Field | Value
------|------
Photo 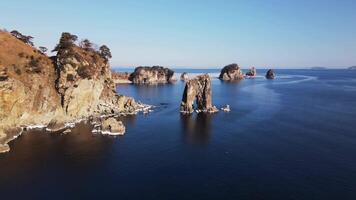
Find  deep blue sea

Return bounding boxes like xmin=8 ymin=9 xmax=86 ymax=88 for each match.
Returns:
xmin=1 ymin=69 xmax=356 ymax=199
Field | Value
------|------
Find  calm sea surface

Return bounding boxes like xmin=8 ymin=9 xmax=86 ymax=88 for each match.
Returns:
xmin=1 ymin=69 xmax=356 ymax=199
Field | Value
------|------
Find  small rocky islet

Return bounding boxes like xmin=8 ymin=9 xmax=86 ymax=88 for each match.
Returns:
xmin=0 ymin=29 xmax=276 ymax=153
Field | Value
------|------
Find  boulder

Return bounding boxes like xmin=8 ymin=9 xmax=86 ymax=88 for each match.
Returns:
xmin=129 ymin=66 xmax=174 ymax=84
xmin=101 ymin=117 xmax=125 ymax=135
xmin=266 ymin=69 xmax=275 ymax=79
xmin=180 ymin=72 xmax=189 ymax=81
xmin=246 ymin=67 xmax=257 ymax=77
xmin=180 ymin=74 xmax=218 ymax=113
xmin=219 ymin=63 xmax=244 ymax=81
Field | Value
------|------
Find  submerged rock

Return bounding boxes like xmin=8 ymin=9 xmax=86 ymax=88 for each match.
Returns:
xmin=180 ymin=74 xmax=218 ymax=114
xmin=180 ymin=72 xmax=189 ymax=81
xmin=266 ymin=69 xmax=275 ymax=79
xmin=101 ymin=117 xmax=125 ymax=135
xmin=129 ymin=66 xmax=174 ymax=84
xmin=246 ymin=67 xmax=257 ymax=77
xmin=219 ymin=63 xmax=244 ymax=81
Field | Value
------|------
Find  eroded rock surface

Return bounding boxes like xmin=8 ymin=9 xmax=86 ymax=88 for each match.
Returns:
xmin=219 ymin=63 xmax=244 ymax=81
xmin=266 ymin=69 xmax=275 ymax=79
xmin=129 ymin=66 xmax=174 ymax=84
xmin=246 ymin=67 xmax=257 ymax=77
xmin=101 ymin=117 xmax=125 ymax=135
xmin=180 ymin=74 xmax=218 ymax=113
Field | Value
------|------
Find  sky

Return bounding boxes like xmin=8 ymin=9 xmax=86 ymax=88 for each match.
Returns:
xmin=1 ymin=0 xmax=356 ymax=68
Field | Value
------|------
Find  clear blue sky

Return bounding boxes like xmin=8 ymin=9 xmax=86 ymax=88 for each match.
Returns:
xmin=1 ymin=0 xmax=356 ymax=68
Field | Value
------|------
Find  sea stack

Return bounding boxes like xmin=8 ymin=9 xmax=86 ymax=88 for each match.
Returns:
xmin=180 ymin=72 xmax=189 ymax=81
xmin=246 ymin=67 xmax=257 ymax=77
xmin=180 ymin=74 xmax=218 ymax=114
xmin=129 ymin=66 xmax=174 ymax=84
xmin=219 ymin=63 xmax=244 ymax=81
xmin=266 ymin=69 xmax=275 ymax=79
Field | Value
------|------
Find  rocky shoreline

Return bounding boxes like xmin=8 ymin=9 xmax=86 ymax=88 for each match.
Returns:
xmin=0 ymin=30 xmax=152 ymax=153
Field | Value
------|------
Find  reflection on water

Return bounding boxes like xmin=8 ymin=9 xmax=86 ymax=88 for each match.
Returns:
xmin=180 ymin=113 xmax=214 ymax=145
xmin=0 ymin=121 xmax=115 ymax=183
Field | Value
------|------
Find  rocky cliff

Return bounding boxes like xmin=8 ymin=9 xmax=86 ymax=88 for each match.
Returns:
xmin=0 ymin=30 xmax=141 ymax=153
xmin=129 ymin=66 xmax=174 ymax=84
xmin=219 ymin=63 xmax=244 ymax=81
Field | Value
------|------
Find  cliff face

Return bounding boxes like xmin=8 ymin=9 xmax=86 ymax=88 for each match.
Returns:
xmin=0 ymin=31 xmax=139 ymax=152
xmin=129 ymin=66 xmax=174 ymax=84
xmin=0 ymin=31 xmax=62 ymax=127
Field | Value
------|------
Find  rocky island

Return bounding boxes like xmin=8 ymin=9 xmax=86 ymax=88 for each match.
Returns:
xmin=219 ymin=63 xmax=244 ymax=81
xmin=0 ymin=30 xmax=146 ymax=153
xmin=129 ymin=66 xmax=174 ymax=84
xmin=266 ymin=69 xmax=276 ymax=79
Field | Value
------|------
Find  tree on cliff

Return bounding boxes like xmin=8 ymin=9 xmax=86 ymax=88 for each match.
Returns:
xmin=99 ymin=45 xmax=112 ymax=61
xmin=52 ymin=32 xmax=78 ymax=52
xmin=39 ymin=46 xmax=48 ymax=54
xmin=79 ymin=39 xmax=94 ymax=51
xmin=10 ymin=30 xmax=34 ymax=46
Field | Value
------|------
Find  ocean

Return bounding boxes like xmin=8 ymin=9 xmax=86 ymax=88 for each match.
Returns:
xmin=1 ymin=69 xmax=356 ymax=199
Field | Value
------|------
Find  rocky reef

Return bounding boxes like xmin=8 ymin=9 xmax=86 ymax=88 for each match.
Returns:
xmin=0 ymin=30 xmax=144 ymax=153
xmin=180 ymin=74 xmax=218 ymax=114
xmin=219 ymin=63 xmax=244 ymax=81
xmin=266 ymin=69 xmax=275 ymax=79
xmin=129 ymin=66 xmax=174 ymax=84
xmin=246 ymin=67 xmax=257 ymax=77
xmin=180 ymin=72 xmax=189 ymax=81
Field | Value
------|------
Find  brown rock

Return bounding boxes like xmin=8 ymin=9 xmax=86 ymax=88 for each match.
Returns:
xmin=219 ymin=63 xmax=244 ymax=81
xmin=180 ymin=74 xmax=218 ymax=113
xmin=101 ymin=117 xmax=125 ymax=135
xmin=129 ymin=66 xmax=174 ymax=84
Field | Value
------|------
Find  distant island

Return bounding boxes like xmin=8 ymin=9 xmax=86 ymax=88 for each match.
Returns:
xmin=348 ymin=66 xmax=356 ymax=70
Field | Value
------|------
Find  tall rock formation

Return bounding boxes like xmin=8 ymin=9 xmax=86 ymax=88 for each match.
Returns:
xmin=219 ymin=63 xmax=244 ymax=81
xmin=180 ymin=74 xmax=218 ymax=113
xmin=129 ymin=66 xmax=174 ymax=84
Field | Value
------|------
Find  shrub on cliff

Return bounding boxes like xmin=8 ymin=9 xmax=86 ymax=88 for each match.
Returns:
xmin=10 ymin=30 xmax=34 ymax=46
xmin=39 ymin=46 xmax=48 ymax=54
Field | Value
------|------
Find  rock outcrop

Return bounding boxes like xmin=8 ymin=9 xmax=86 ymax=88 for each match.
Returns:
xmin=180 ymin=72 xmax=189 ymax=81
xmin=219 ymin=63 xmax=244 ymax=81
xmin=112 ymin=71 xmax=131 ymax=84
xmin=246 ymin=67 xmax=257 ymax=77
xmin=129 ymin=66 xmax=174 ymax=84
xmin=0 ymin=30 xmax=141 ymax=153
xmin=101 ymin=117 xmax=125 ymax=135
xmin=266 ymin=69 xmax=275 ymax=79
xmin=180 ymin=74 xmax=218 ymax=114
